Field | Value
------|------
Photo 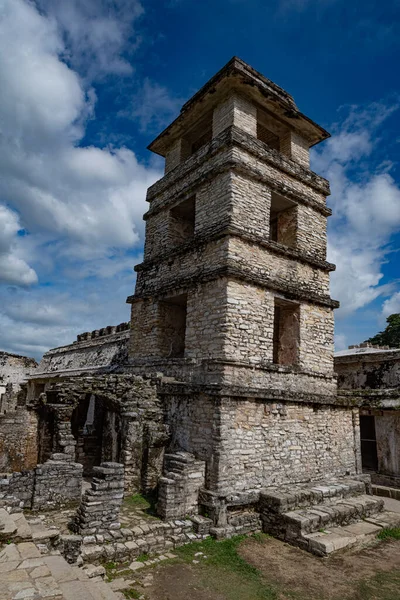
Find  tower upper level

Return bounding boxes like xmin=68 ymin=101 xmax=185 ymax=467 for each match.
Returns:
xmin=128 ymin=58 xmax=338 ymax=401
xmin=148 ymin=57 xmax=329 ymax=174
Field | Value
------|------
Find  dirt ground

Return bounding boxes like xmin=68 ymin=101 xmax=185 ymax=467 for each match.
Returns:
xmin=139 ymin=536 xmax=400 ymax=600
xmin=239 ymin=536 xmax=400 ymax=599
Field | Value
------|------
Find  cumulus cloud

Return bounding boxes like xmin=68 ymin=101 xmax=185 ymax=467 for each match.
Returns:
xmin=312 ymin=101 xmax=400 ymax=318
xmin=35 ymin=0 xmax=144 ymax=80
xmin=0 ymin=0 xmax=161 ymax=357
xmin=0 ymin=206 xmax=37 ymax=286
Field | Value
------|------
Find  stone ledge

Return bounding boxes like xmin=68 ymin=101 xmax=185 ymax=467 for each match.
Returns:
xmin=128 ymin=264 xmax=339 ymax=309
xmin=134 ymin=224 xmax=334 ymax=274
xmin=147 ymin=126 xmax=330 ymax=205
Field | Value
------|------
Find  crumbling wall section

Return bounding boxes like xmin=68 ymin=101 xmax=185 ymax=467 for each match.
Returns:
xmin=0 ymin=408 xmax=38 ymax=472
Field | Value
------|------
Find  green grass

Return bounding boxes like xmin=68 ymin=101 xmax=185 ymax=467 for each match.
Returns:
xmin=122 ymin=589 xmax=141 ymax=599
xmin=136 ymin=552 xmax=150 ymax=562
xmin=377 ymin=527 xmax=400 ymax=541
xmin=124 ymin=492 xmax=157 ymax=516
xmin=174 ymin=535 xmax=279 ymax=600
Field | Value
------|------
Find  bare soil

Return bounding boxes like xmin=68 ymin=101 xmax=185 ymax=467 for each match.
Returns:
xmin=239 ymin=536 xmax=400 ymax=599
xmin=140 ymin=537 xmax=400 ymax=600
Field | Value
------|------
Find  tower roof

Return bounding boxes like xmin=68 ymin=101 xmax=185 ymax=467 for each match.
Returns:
xmin=148 ymin=57 xmax=329 ymax=157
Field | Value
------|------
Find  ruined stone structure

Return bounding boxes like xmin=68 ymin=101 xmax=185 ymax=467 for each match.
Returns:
xmin=336 ymin=344 xmax=400 ymax=491
xmin=126 ymin=57 xmax=361 ymax=524
xmin=2 ymin=58 xmax=398 ymax=559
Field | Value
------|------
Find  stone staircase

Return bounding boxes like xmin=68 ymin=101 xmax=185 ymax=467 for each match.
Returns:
xmin=260 ymin=477 xmax=400 ymax=556
xmin=0 ymin=508 xmax=59 ymax=546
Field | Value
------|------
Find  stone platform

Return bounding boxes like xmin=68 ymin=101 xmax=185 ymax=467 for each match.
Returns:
xmin=260 ymin=477 xmax=400 ymax=556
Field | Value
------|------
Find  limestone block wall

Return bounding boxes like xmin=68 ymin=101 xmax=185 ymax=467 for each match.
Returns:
xmin=213 ymin=94 xmax=257 ymax=138
xmin=335 ymin=350 xmax=400 ymax=390
xmin=222 ymin=280 xmax=274 ymax=364
xmin=299 ymin=304 xmax=335 ymax=376
xmin=227 ymin=238 xmax=330 ymax=297
xmin=375 ymin=413 xmax=400 ymax=478
xmin=213 ymin=399 xmax=359 ymax=496
xmin=297 ymin=204 xmax=327 ymax=260
xmin=230 ymin=172 xmax=271 ymax=238
xmin=280 ymin=131 xmax=310 ymax=169
xmin=36 ymin=329 xmax=129 ymax=377
xmin=0 ymin=409 xmax=38 ymax=472
xmin=231 ymin=145 xmax=327 ymax=209
xmin=0 ymin=352 xmax=37 ymax=397
xmin=157 ymin=451 xmax=206 ymax=519
xmin=185 ymin=279 xmax=227 ymax=361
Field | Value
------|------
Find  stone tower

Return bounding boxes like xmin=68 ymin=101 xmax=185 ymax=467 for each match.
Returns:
xmin=127 ymin=58 xmax=361 ymax=518
xmin=128 ymin=57 xmax=337 ymax=400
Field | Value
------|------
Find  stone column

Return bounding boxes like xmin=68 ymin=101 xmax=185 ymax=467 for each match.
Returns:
xmin=75 ymin=462 xmax=125 ymax=535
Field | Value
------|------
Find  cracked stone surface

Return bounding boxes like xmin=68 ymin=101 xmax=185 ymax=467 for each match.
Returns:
xmin=0 ymin=543 xmax=120 ymax=600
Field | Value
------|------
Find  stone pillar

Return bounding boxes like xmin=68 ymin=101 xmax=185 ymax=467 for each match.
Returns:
xmin=120 ymin=413 xmax=143 ymax=493
xmin=75 ymin=462 xmax=124 ymax=535
xmin=212 ymin=94 xmax=257 ymax=138
xmin=157 ymin=451 xmax=205 ymax=520
xmin=280 ymin=131 xmax=310 ymax=168
xmin=165 ymin=138 xmax=191 ymax=174
xmin=53 ymin=408 xmax=77 ymax=461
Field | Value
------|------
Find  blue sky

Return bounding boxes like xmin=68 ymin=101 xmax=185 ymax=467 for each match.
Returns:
xmin=0 ymin=0 xmax=399 ymax=360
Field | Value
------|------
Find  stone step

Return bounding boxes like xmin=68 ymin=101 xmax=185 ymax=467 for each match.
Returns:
xmin=302 ymin=508 xmax=400 ymax=556
xmin=283 ymin=495 xmax=384 ymax=539
xmin=10 ymin=512 xmax=33 ymax=541
xmin=260 ymin=477 xmax=369 ymax=516
xmin=0 ymin=507 xmax=17 ymax=540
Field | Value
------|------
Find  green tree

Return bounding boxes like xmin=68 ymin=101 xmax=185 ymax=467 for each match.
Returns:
xmin=366 ymin=314 xmax=400 ymax=348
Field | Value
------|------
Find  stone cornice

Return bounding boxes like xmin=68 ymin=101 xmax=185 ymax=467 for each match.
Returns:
xmin=157 ymin=380 xmax=342 ymax=407
xmin=127 ymin=264 xmax=339 ymax=309
xmin=337 ymin=388 xmax=400 ymax=409
xmin=135 ymin=223 xmax=335 ymax=274
xmin=146 ymin=127 xmax=330 ymax=215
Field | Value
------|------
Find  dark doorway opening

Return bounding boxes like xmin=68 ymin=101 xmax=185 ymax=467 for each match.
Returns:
xmin=360 ymin=415 xmax=378 ymax=472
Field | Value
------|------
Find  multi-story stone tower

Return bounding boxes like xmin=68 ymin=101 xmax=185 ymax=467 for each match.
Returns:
xmin=127 ymin=58 xmax=361 ymax=522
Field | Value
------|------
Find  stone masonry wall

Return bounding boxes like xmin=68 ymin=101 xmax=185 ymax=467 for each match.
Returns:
xmin=213 ymin=398 xmax=360 ymax=496
xmin=335 ymin=350 xmax=400 ymax=390
xmin=0 ymin=408 xmax=38 ymax=472
xmin=213 ymin=94 xmax=257 ymax=138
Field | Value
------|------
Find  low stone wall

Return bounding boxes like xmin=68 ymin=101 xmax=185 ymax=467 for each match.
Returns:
xmin=32 ymin=454 xmax=83 ymax=511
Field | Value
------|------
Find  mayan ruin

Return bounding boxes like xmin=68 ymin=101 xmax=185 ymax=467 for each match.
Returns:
xmin=1 ymin=53 xmax=400 ymax=600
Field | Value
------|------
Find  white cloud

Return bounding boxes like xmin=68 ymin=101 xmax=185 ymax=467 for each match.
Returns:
xmin=0 ymin=0 xmax=162 ymax=357
xmin=0 ymin=205 xmax=37 ymax=286
xmin=35 ymin=0 xmax=144 ymax=80
xmin=312 ymin=101 xmax=400 ymax=317
xmin=382 ymin=292 xmax=400 ymax=317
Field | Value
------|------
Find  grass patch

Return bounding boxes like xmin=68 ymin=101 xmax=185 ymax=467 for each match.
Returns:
xmin=377 ymin=527 xmax=400 ymax=541
xmin=124 ymin=492 xmax=157 ymax=516
xmin=122 ymin=589 xmax=141 ymax=599
xmin=175 ymin=535 xmax=279 ymax=599
xmin=136 ymin=552 xmax=150 ymax=562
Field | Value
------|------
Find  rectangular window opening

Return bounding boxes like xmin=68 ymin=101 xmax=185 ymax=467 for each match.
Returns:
xmin=269 ymin=192 xmax=297 ymax=248
xmin=256 ymin=108 xmax=283 ymax=151
xmin=185 ymin=112 xmax=213 ymax=156
xmin=169 ymin=196 xmax=196 ymax=248
xmin=273 ymin=298 xmax=300 ymax=366
xmin=159 ymin=293 xmax=188 ymax=358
